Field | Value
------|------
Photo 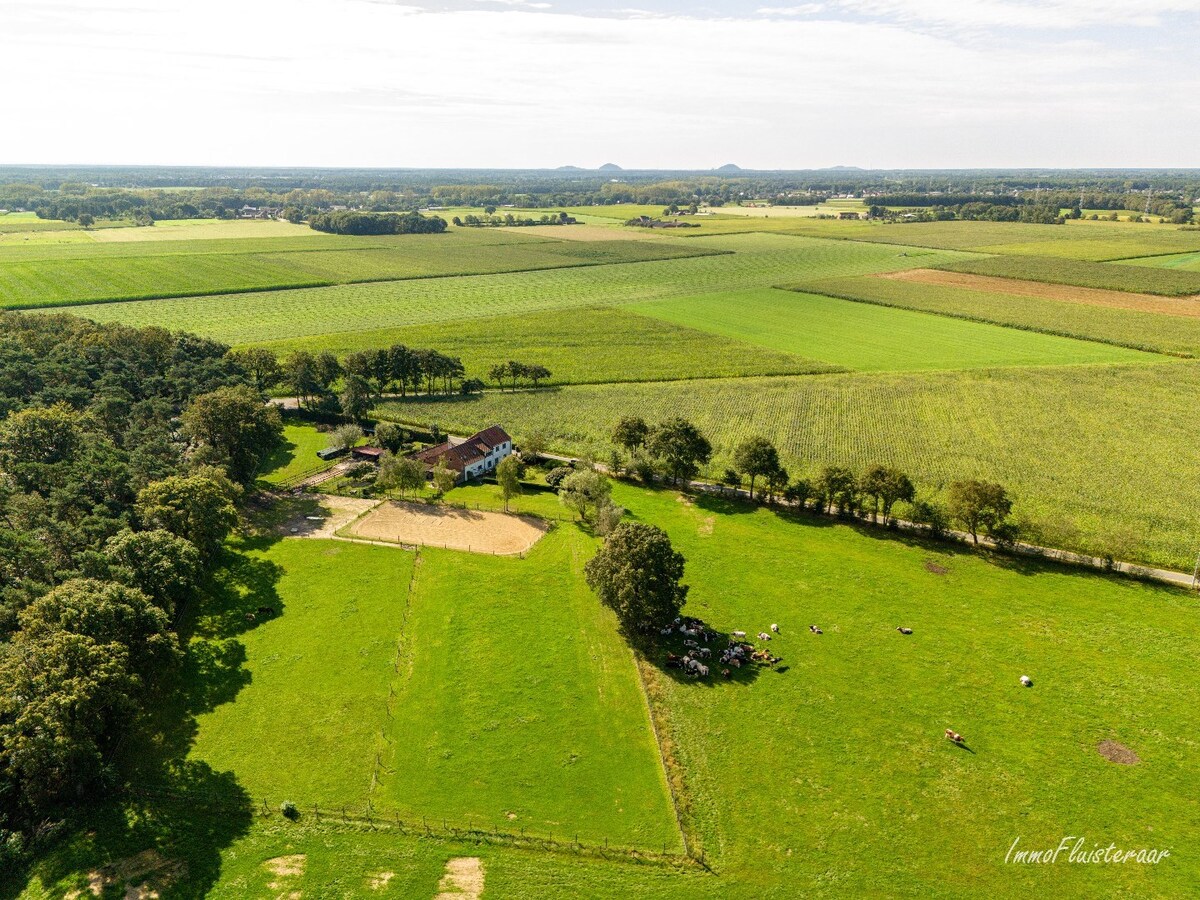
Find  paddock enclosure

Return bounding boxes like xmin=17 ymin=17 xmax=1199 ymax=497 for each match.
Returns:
xmin=344 ymin=499 xmax=549 ymax=554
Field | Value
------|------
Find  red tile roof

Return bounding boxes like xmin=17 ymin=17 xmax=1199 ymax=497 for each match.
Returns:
xmin=410 ymin=425 xmax=511 ymax=473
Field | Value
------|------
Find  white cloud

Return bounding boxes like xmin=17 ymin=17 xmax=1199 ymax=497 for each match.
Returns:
xmin=757 ymin=5 xmax=826 ymax=17
xmin=0 ymin=0 xmax=1194 ymax=168
xmin=828 ymin=0 xmax=1200 ymax=29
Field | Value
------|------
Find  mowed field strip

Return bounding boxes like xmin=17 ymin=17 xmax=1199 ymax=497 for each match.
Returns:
xmin=630 ymin=288 xmax=1154 ymax=371
xmin=0 ymin=228 xmax=720 ymax=309
xmin=58 ymin=233 xmax=972 ymax=344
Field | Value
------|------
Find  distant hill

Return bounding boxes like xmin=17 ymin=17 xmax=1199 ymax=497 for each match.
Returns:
xmin=598 ymin=163 xmax=623 ymax=171
xmin=716 ymin=163 xmax=743 ymax=172
xmin=556 ymin=165 xmax=585 ymax=171
xmin=823 ymin=165 xmax=865 ymax=171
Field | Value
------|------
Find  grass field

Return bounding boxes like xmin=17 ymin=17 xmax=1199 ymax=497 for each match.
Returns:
xmin=630 ymin=288 xmax=1154 ymax=372
xmin=803 ymin=275 xmax=1200 ymax=356
xmin=66 ymin=233 xmax=968 ymax=345
xmin=17 ymin=478 xmax=1200 ymax=898
xmin=182 ymin=523 xmax=679 ymax=848
xmin=258 ymin=306 xmax=842 ymax=384
xmin=186 ymin=539 xmax=411 ymax=806
xmin=378 ymin=528 xmax=679 ymax=847
xmin=744 ymin=217 xmax=1200 ymax=260
xmin=935 ymin=254 xmax=1200 ymax=296
xmin=0 ymin=230 xmax=720 ymax=309
xmin=256 ymin=423 xmax=337 ymax=485
xmin=376 ymin=360 xmax=1199 ymax=569
xmin=1123 ymin=250 xmax=1200 ymax=272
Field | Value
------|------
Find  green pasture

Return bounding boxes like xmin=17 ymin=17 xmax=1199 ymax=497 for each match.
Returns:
xmin=804 ymin=275 xmax=1200 ymax=356
xmin=258 ymin=306 xmax=840 ymax=385
xmin=66 ymin=233 xmax=967 ymax=345
xmin=186 ymin=539 xmax=410 ymax=806
xmin=608 ymin=483 xmax=1200 ymax=896
xmin=182 ymin=522 xmax=677 ymax=846
xmin=630 ymin=288 xmax=1151 ymax=372
xmin=16 ymin=478 xmax=1200 ymax=898
xmin=379 ymin=527 xmax=679 ymax=848
xmin=376 ymin=359 xmax=1200 ymax=570
xmin=936 ymin=254 xmax=1200 ymax=296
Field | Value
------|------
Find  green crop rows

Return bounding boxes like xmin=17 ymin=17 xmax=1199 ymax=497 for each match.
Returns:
xmin=935 ymin=254 xmax=1200 ymax=296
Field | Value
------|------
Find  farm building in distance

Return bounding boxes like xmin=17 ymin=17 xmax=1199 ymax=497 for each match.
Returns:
xmin=410 ymin=425 xmax=513 ymax=483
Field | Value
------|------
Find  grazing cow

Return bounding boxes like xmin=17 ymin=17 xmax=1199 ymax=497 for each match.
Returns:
xmin=684 ymin=639 xmax=699 ymax=649
xmin=697 ymin=647 xmax=711 ymax=658
xmin=770 ymin=623 xmax=779 ymax=633
xmin=757 ymin=632 xmax=771 ymax=641
xmin=732 ymin=630 xmax=746 ymax=638
xmin=722 ymin=668 xmax=731 ymax=679
xmin=660 ymin=627 xmax=673 ymax=636
xmin=729 ymin=658 xmax=742 ymax=668
xmin=244 ymin=612 xmax=256 ymax=623
xmin=945 ymin=729 xmax=964 ymax=745
xmin=1020 ymin=675 xmax=1033 ymax=687
xmin=809 ymin=625 xmax=823 ymax=635
xmin=897 ymin=627 xmax=913 ymax=635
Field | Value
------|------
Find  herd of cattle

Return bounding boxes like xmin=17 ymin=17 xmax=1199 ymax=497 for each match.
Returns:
xmin=662 ymin=616 xmax=785 ymax=679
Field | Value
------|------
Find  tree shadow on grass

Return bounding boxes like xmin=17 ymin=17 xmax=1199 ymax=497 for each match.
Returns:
xmin=13 ymin=537 xmax=291 ymax=898
xmin=642 ymin=619 xmax=776 ymax=690
xmin=13 ymin=762 xmax=253 ymax=900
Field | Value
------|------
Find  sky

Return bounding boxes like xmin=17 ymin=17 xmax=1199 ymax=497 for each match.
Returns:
xmin=1 ymin=0 xmax=1197 ymax=169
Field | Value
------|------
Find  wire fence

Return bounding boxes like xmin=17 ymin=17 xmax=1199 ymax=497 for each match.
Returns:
xmin=128 ymin=785 xmax=703 ymax=868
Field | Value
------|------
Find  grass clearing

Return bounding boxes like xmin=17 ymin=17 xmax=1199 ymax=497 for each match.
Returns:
xmin=376 ymin=360 xmax=1200 ymax=569
xmin=256 ymin=423 xmax=336 ymax=486
xmin=630 ymin=288 xmax=1150 ymax=371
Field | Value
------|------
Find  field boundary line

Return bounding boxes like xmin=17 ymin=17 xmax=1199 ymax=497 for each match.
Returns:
xmin=126 ymin=785 xmax=705 ymax=869
xmin=632 ymin=652 xmax=693 ymax=860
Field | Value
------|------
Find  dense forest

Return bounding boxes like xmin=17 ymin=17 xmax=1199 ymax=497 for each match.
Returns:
xmin=0 ymin=314 xmax=282 ymax=866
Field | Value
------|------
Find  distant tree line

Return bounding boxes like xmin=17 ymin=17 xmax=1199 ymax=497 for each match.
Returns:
xmin=226 ymin=345 xmax=555 ymax=422
xmin=0 ymin=314 xmax=283 ymax=857
xmin=868 ymin=202 xmax=1066 ymax=225
xmin=452 ymin=212 xmax=574 ymax=227
xmin=307 ymin=211 xmax=447 ymax=235
xmin=3 ymin=170 xmax=1196 ymax=227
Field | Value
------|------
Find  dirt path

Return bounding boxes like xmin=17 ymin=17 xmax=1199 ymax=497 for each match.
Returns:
xmin=434 ymin=858 xmax=484 ymax=900
xmin=878 ymin=268 xmax=1200 ymax=316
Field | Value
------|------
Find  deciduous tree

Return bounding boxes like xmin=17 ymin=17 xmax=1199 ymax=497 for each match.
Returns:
xmin=584 ymin=523 xmax=687 ymax=642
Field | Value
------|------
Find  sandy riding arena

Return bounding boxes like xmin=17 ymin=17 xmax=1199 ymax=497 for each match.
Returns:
xmin=345 ymin=500 xmax=549 ymax=555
